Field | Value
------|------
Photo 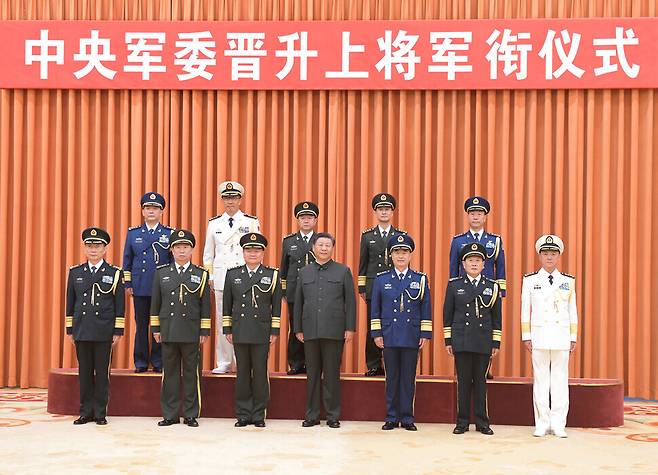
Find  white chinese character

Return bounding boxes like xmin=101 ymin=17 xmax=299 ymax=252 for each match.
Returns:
xmin=73 ymin=30 xmax=117 ymax=80
xmin=375 ymin=30 xmax=420 ymax=80
xmin=538 ymin=29 xmax=584 ymax=80
xmin=593 ymin=27 xmax=640 ymax=78
xmin=24 ymin=29 xmax=64 ymax=80
xmin=224 ymin=33 xmax=266 ymax=81
xmin=486 ymin=29 xmax=533 ymax=80
xmin=174 ymin=31 xmax=216 ymax=81
xmin=124 ymin=32 xmax=166 ymax=80
xmin=428 ymin=32 xmax=472 ymax=80
xmin=325 ymin=32 xmax=368 ymax=79
xmin=275 ymin=32 xmax=318 ymax=81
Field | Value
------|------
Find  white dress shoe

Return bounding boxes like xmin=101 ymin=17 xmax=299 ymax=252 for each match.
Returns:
xmin=211 ymin=367 xmax=229 ymax=374
xmin=533 ymin=428 xmax=547 ymax=437
xmin=553 ymin=428 xmax=568 ymax=438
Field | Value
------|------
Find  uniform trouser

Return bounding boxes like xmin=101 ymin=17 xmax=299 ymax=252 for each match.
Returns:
xmin=75 ymin=340 xmax=112 ymax=419
xmin=213 ymin=288 xmax=235 ymax=370
xmin=454 ymin=351 xmax=491 ymax=429
xmin=365 ymin=300 xmax=383 ymax=370
xmin=532 ymin=348 xmax=570 ymax=431
xmin=161 ymin=342 xmax=201 ymax=420
xmin=133 ymin=296 xmax=162 ymax=370
xmin=304 ymin=338 xmax=344 ymax=421
xmin=234 ymin=343 xmax=270 ymax=422
xmin=383 ymin=347 xmax=419 ymax=424
xmin=286 ymin=301 xmax=305 ymax=370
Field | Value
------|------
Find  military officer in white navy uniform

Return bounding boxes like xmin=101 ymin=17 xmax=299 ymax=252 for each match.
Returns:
xmin=370 ymin=234 xmax=432 ymax=431
xmin=521 ymin=234 xmax=578 ymax=438
xmin=203 ymin=181 xmax=261 ymax=373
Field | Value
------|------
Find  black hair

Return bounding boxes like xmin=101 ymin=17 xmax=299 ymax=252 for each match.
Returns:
xmin=312 ymin=232 xmax=335 ymax=246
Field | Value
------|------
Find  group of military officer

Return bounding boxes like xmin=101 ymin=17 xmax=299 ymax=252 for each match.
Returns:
xmin=66 ymin=181 xmax=578 ymax=437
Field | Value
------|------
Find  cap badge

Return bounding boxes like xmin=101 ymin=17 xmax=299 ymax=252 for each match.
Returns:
xmin=473 ymin=198 xmax=480 ymax=204
xmin=303 ymin=202 xmax=309 ymax=209
xmin=471 ymin=243 xmax=478 ymax=250
xmin=546 ymin=236 xmax=553 ymax=244
xmin=381 ymin=194 xmax=387 ymax=200
xmin=226 ymin=183 xmax=233 ymax=190
xmin=250 ymin=234 xmax=257 ymax=241
xmin=150 ymin=193 xmax=156 ymax=199
xmin=397 ymin=236 xmax=404 ymax=242
xmin=178 ymin=231 xmax=185 ymax=237
xmin=90 ymin=229 xmax=97 ymax=236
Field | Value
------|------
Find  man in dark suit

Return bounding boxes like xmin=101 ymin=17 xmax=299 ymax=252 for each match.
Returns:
xmin=443 ymin=242 xmax=502 ymax=436
xmin=224 ymin=232 xmax=282 ymax=428
xmin=65 ymin=227 xmax=124 ymax=425
xmin=358 ymin=193 xmax=405 ymax=376
xmin=280 ymin=201 xmax=318 ymax=374
xmin=294 ymin=232 xmax=356 ymax=428
xmin=151 ymin=229 xmax=211 ymax=428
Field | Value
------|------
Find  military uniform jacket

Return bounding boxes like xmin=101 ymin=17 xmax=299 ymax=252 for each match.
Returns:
xmin=358 ymin=226 xmax=406 ymax=299
xmin=222 ymin=265 xmax=282 ymax=344
xmin=65 ymin=261 xmax=125 ymax=341
xmin=449 ymin=231 xmax=507 ymax=296
xmin=370 ymin=269 xmax=432 ymax=348
xmin=443 ymin=276 xmax=502 ymax=354
xmin=202 ymin=211 xmax=260 ymax=289
xmin=521 ymin=269 xmax=578 ymax=351
xmin=122 ymin=223 xmax=173 ymax=296
xmin=280 ymin=232 xmax=315 ymax=302
xmin=293 ymin=260 xmax=357 ymax=340
xmin=150 ymin=263 xmax=211 ymax=343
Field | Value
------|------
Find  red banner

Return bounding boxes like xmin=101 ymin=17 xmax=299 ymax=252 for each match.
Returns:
xmin=0 ymin=19 xmax=655 ymax=90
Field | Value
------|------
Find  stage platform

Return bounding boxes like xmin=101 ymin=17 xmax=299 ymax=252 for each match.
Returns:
xmin=47 ymin=369 xmax=623 ymax=427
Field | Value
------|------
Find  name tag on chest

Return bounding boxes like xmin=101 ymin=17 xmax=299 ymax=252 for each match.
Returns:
xmin=135 ymin=237 xmax=143 ymax=243
xmin=384 ymin=283 xmax=393 ymax=290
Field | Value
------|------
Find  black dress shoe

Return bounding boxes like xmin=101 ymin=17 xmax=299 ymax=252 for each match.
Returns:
xmin=95 ymin=417 xmax=108 ymax=425
xmin=327 ymin=420 xmax=341 ymax=429
xmin=302 ymin=419 xmax=320 ymax=427
xmin=158 ymin=418 xmax=179 ymax=426
xmin=235 ymin=419 xmax=250 ymax=427
xmin=253 ymin=420 xmax=266 ymax=428
xmin=287 ymin=366 xmax=306 ymax=375
xmin=135 ymin=367 xmax=148 ymax=373
xmin=381 ymin=421 xmax=399 ymax=430
xmin=364 ymin=368 xmax=379 ymax=377
xmin=73 ymin=416 xmax=94 ymax=425
xmin=183 ymin=417 xmax=199 ymax=427
xmin=402 ymin=423 xmax=417 ymax=431
xmin=152 ymin=367 xmax=162 ymax=373
xmin=453 ymin=426 xmax=468 ymax=434
xmin=478 ymin=427 xmax=494 ymax=435
xmin=375 ymin=367 xmax=386 ymax=376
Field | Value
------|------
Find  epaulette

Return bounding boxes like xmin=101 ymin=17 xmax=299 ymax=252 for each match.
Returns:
xmin=562 ymin=272 xmax=576 ymax=279
xmin=396 ymin=227 xmax=407 ymax=234
xmin=244 ymin=213 xmax=258 ymax=220
xmin=263 ymin=265 xmax=278 ymax=271
xmin=524 ymin=271 xmax=538 ymax=277
xmin=209 ymin=214 xmax=222 ymax=221
xmin=377 ymin=270 xmax=390 ymax=276
xmin=162 ymin=224 xmax=174 ymax=230
xmin=106 ymin=262 xmax=120 ymax=270
xmin=362 ymin=226 xmax=375 ymax=234
xmin=128 ymin=225 xmax=141 ymax=231
xmin=157 ymin=264 xmax=170 ymax=269
xmin=449 ymin=276 xmax=462 ymax=281
xmin=486 ymin=231 xmax=500 ymax=237
xmin=283 ymin=232 xmax=297 ymax=240
xmin=452 ymin=231 xmax=467 ymax=239
xmin=227 ymin=265 xmax=243 ymax=272
xmin=69 ymin=263 xmax=84 ymax=270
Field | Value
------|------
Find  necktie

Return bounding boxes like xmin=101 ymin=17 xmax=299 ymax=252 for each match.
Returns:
xmin=228 ymin=217 xmax=234 ymax=228
xmin=548 ymin=275 xmax=554 ymax=285
xmin=178 ymin=266 xmax=184 ymax=275
xmin=303 ymin=235 xmax=308 ymax=243
xmin=90 ymin=266 xmax=97 ymax=274
xmin=149 ymin=229 xmax=154 ymax=235
xmin=382 ymin=230 xmax=387 ymax=239
xmin=249 ymin=271 xmax=254 ymax=279
xmin=472 ymin=278 xmax=478 ymax=288
xmin=473 ymin=233 xmax=479 ymax=241
xmin=399 ymin=273 xmax=404 ymax=281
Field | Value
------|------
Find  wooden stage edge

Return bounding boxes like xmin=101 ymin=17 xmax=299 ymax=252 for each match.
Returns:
xmin=48 ymin=369 xmax=624 ymax=428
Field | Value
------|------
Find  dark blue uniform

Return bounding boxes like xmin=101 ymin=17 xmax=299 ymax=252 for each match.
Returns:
xmin=371 ymin=268 xmax=432 ymax=426
xmin=123 ymin=222 xmax=173 ymax=370
xmin=449 ymin=231 xmax=506 ymax=296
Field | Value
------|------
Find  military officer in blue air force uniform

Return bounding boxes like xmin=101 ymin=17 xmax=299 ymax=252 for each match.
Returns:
xmin=370 ymin=234 xmax=431 ymax=431
xmin=123 ymin=192 xmax=173 ymax=373
xmin=66 ymin=227 xmax=124 ymax=426
xmin=444 ymin=242 xmax=502 ymax=436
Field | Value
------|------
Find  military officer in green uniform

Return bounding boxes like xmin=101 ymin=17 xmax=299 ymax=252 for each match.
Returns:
xmin=358 ymin=193 xmax=405 ymax=376
xmin=294 ymin=233 xmax=356 ymax=428
xmin=224 ymin=232 xmax=282 ymax=428
xmin=280 ymin=201 xmax=318 ymax=375
xmin=65 ymin=227 xmax=124 ymax=425
xmin=151 ymin=229 xmax=211 ymax=428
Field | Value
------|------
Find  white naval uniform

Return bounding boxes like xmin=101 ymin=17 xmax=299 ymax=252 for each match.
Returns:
xmin=521 ymin=268 xmax=578 ymax=433
xmin=203 ymin=210 xmax=261 ymax=371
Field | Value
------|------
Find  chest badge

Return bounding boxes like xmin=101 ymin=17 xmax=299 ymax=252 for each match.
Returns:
xmin=457 ymin=288 xmax=465 ymax=295
xmin=191 ymin=275 xmax=201 ymax=284
xmin=384 ymin=283 xmax=392 ymax=290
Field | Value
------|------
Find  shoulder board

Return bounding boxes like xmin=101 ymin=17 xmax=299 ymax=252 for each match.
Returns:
xmin=156 ymin=264 xmax=170 ymax=269
xmin=209 ymin=214 xmax=222 ymax=221
xmin=243 ymin=213 xmax=258 ymax=220
xmin=376 ymin=270 xmax=389 ymax=276
xmin=227 ymin=265 xmax=243 ymax=272
xmin=411 ymin=269 xmax=426 ymax=277
xmin=562 ymin=273 xmax=576 ymax=279
xmin=283 ymin=232 xmax=297 ymax=240
xmin=128 ymin=225 xmax=141 ymax=231
xmin=263 ymin=265 xmax=278 ymax=272
xmin=452 ymin=231 xmax=467 ymax=239
xmin=523 ymin=271 xmax=538 ymax=278
xmin=69 ymin=263 xmax=84 ymax=270
xmin=362 ymin=226 xmax=375 ymax=234
xmin=449 ymin=276 xmax=462 ymax=281
xmin=487 ymin=232 xmax=500 ymax=238
xmin=106 ymin=263 xmax=121 ymax=270
xmin=162 ymin=224 xmax=174 ymax=230
xmin=395 ymin=228 xmax=407 ymax=234
xmin=191 ymin=264 xmax=206 ymax=272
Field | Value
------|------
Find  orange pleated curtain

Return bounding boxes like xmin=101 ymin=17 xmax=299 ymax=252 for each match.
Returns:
xmin=1 ymin=0 xmax=657 ymax=400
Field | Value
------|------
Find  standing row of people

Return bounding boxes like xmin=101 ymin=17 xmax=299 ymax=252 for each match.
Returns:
xmin=65 ymin=181 xmax=578 ymax=438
